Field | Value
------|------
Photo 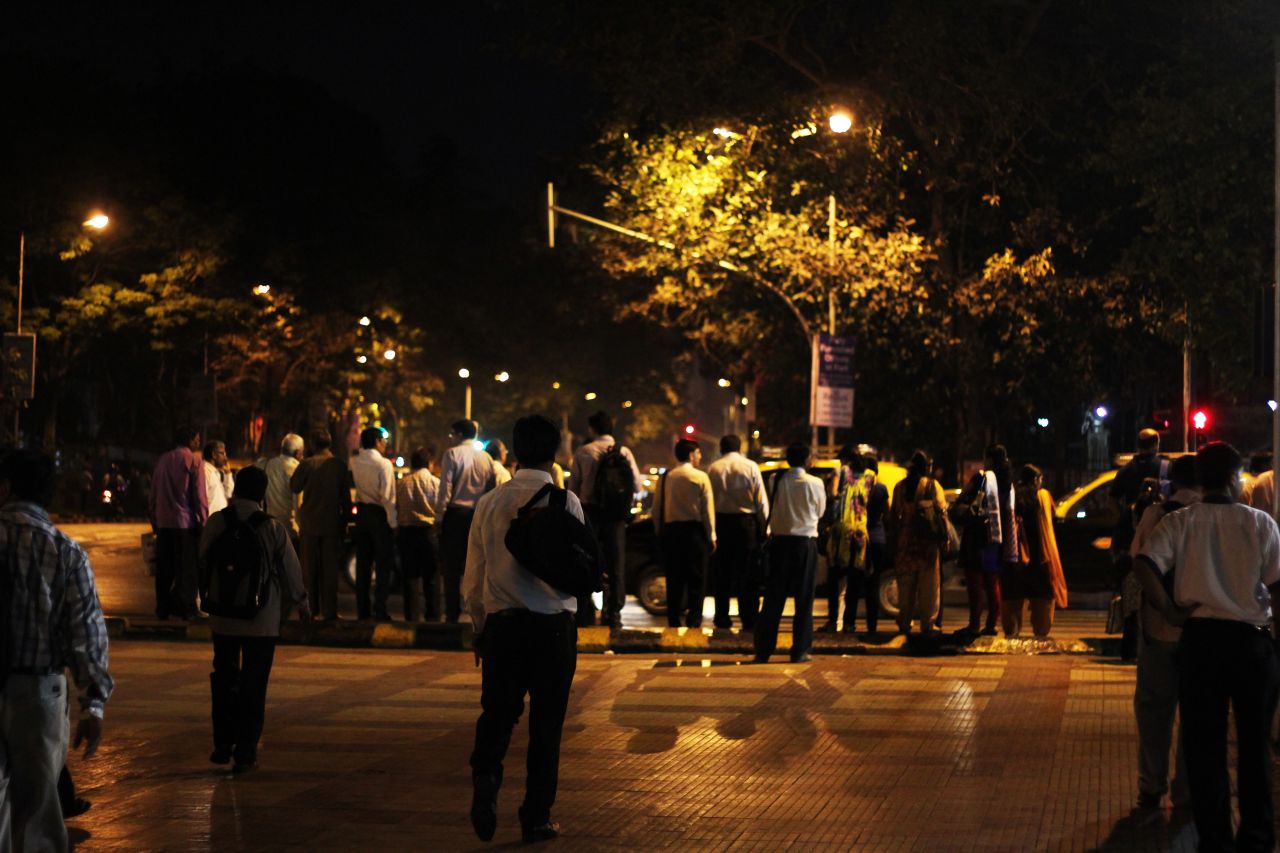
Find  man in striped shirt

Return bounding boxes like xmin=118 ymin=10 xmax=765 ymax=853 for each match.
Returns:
xmin=0 ymin=449 xmax=114 ymax=852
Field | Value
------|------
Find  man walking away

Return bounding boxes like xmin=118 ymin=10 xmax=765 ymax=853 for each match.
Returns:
xmin=754 ymin=443 xmax=826 ymax=663
xmin=1128 ymin=454 xmax=1197 ymax=811
xmin=261 ymin=434 xmax=303 ymax=547
xmin=485 ymin=440 xmax=513 ymax=487
xmin=707 ymin=434 xmax=768 ymax=630
xmin=1111 ymin=428 xmax=1168 ymax=659
xmin=569 ymin=412 xmax=641 ymax=629
xmin=434 ymin=419 xmax=497 ymax=624
xmin=200 ymin=466 xmax=310 ymax=773
xmin=464 ymin=415 xmax=580 ymax=844
xmin=203 ymin=440 xmax=230 ymax=515
xmin=149 ymin=426 xmax=208 ymax=620
xmin=397 ymin=447 xmax=441 ymax=622
xmin=652 ymin=438 xmax=716 ymax=628
xmin=350 ymin=427 xmax=398 ymax=621
xmin=1136 ymin=442 xmax=1280 ymax=851
xmin=0 ymin=450 xmax=114 ymax=852
xmin=290 ymin=429 xmax=349 ymax=621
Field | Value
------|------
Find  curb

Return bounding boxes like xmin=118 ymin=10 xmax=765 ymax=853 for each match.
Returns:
xmin=104 ymin=616 xmax=1121 ymax=657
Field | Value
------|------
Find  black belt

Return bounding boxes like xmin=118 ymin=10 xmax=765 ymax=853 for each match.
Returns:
xmin=1185 ymin=617 xmax=1271 ymax=633
xmin=3 ymin=665 xmax=60 ymax=676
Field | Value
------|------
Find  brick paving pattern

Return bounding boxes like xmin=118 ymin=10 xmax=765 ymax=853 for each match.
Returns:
xmin=66 ymin=641 xmax=1246 ymax=851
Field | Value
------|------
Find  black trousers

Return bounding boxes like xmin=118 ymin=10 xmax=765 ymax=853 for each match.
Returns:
xmin=210 ymin=633 xmax=277 ymax=762
xmin=354 ymin=504 xmax=396 ymax=619
xmin=712 ymin=513 xmax=760 ymax=629
xmin=1178 ymin=618 xmax=1280 ymax=853
xmin=441 ymin=507 xmax=476 ymax=623
xmin=583 ymin=506 xmax=626 ymax=627
xmin=826 ymin=541 xmax=886 ymax=632
xmin=471 ymin=610 xmax=577 ymax=829
xmin=155 ymin=527 xmax=200 ymax=617
xmin=754 ymin=536 xmax=817 ymax=660
xmin=661 ymin=522 xmax=711 ymax=628
xmin=397 ymin=525 xmax=439 ymax=620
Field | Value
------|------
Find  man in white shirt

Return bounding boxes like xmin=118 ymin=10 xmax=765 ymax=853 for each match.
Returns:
xmin=260 ymin=434 xmax=303 ymax=543
xmin=652 ymin=438 xmax=716 ymax=628
xmin=464 ymin=415 xmax=579 ymax=845
xmin=396 ymin=446 xmax=441 ymax=622
xmin=350 ymin=427 xmax=397 ymax=621
xmin=569 ymin=412 xmax=641 ymax=629
xmin=707 ymin=434 xmax=768 ymax=630
xmin=202 ymin=440 xmax=231 ymax=515
xmin=1136 ymin=442 xmax=1280 ymax=851
xmin=433 ymin=419 xmax=497 ymax=623
xmin=486 ymin=439 xmax=513 ymax=487
xmin=1127 ymin=454 xmax=1197 ymax=811
xmin=753 ymin=443 xmax=827 ymax=663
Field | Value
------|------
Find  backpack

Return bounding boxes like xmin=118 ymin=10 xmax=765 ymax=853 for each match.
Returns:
xmin=593 ymin=445 xmax=635 ymax=523
xmin=200 ymin=508 xmax=273 ymax=618
xmin=505 ymin=484 xmax=602 ymax=598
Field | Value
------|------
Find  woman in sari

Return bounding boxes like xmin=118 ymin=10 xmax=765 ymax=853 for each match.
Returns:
xmin=1003 ymin=464 xmax=1068 ymax=637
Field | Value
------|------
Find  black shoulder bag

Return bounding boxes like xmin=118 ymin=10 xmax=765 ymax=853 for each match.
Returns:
xmin=751 ymin=475 xmax=785 ymax=581
xmin=505 ymin=484 xmax=602 ymax=598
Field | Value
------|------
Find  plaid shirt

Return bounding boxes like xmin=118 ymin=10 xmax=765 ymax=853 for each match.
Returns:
xmin=0 ymin=502 xmax=114 ymax=717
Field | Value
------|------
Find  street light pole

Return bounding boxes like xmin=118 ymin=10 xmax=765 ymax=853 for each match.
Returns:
xmin=13 ymin=231 xmax=24 ymax=444
xmin=825 ymin=193 xmax=837 ymax=457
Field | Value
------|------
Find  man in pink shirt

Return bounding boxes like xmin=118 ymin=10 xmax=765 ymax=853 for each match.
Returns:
xmin=148 ymin=426 xmax=208 ymax=619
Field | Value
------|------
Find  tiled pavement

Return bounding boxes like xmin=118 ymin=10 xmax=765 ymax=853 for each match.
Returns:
xmin=67 ymin=642 xmax=1235 ymax=851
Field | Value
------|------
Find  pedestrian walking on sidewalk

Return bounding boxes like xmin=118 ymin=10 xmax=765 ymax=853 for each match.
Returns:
xmin=1135 ymin=441 xmax=1280 ymax=851
xmin=753 ymin=443 xmax=825 ymax=662
xmin=1127 ymin=454 xmax=1197 ymax=811
xmin=200 ymin=466 xmax=310 ymax=774
xmin=434 ymin=420 xmax=497 ymax=623
xmin=653 ymin=438 xmax=716 ymax=629
xmin=290 ymin=429 xmax=349 ymax=621
xmin=149 ymin=426 xmax=208 ymax=620
xmin=888 ymin=451 xmax=949 ymax=637
xmin=0 ymin=449 xmax=114 ymax=853
xmin=464 ymin=415 xmax=582 ymax=844
xmin=707 ymin=434 xmax=768 ymax=630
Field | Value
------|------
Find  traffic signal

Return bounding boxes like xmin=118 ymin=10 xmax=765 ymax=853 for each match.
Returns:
xmin=1191 ymin=409 xmax=1209 ymax=432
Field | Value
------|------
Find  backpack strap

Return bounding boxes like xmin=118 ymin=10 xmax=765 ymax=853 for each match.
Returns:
xmin=518 ymin=483 xmax=556 ymax=516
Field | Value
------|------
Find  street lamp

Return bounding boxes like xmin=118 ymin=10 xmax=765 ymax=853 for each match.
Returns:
xmin=584 ymin=391 xmax=597 ymax=401
xmin=359 ymin=315 xmax=371 ymax=326
xmin=458 ymin=368 xmax=472 ymax=419
xmin=828 ymin=110 xmax=853 ymax=134
xmin=383 ymin=349 xmax=396 ymax=361
xmin=356 ymin=355 xmax=367 ymax=364
xmin=253 ymin=283 xmax=271 ymax=296
xmin=495 ymin=371 xmax=509 ymax=382
xmin=84 ymin=213 xmax=109 ymax=230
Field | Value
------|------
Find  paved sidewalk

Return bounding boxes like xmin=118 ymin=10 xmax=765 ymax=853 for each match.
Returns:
xmin=63 ymin=641 xmax=1234 ymax=851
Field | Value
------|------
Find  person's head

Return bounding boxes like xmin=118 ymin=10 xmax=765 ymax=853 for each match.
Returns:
xmin=281 ymin=433 xmax=304 ymax=460
xmin=232 ymin=464 xmax=269 ymax=503
xmin=485 ymin=439 xmax=507 ymax=464
xmin=308 ymin=429 xmax=332 ymax=455
xmin=203 ymin=440 xmax=227 ymax=469
xmin=450 ymin=419 xmax=478 ymax=441
xmin=908 ymin=450 xmax=930 ymax=476
xmin=1019 ymin=463 xmax=1043 ymax=489
xmin=360 ymin=427 xmax=386 ymax=451
xmin=587 ymin=411 xmax=614 ymax=439
xmin=174 ymin=426 xmax=200 ymax=451
xmin=1170 ymin=455 xmax=1197 ymax=491
xmin=719 ymin=434 xmax=741 ymax=455
xmin=512 ymin=415 xmax=560 ymax=468
xmin=785 ymin=443 xmax=811 ymax=469
xmin=1195 ymin=441 xmax=1244 ymax=496
xmin=0 ymin=450 xmax=57 ymax=508
xmin=410 ymin=446 xmax=432 ymax=471
xmin=1137 ymin=428 xmax=1160 ymax=453
xmin=675 ymin=438 xmax=701 ymax=466
xmin=984 ymin=444 xmax=1009 ymax=470
xmin=1250 ymin=452 xmax=1273 ymax=476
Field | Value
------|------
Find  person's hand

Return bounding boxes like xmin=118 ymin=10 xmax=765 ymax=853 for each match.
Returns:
xmin=472 ymin=632 xmax=484 ymax=668
xmin=297 ymin=604 xmax=313 ymax=622
xmin=74 ymin=716 xmax=102 ymax=759
xmin=710 ymin=539 xmax=718 ymax=553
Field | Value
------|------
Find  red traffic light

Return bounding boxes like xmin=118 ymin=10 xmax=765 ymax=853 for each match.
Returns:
xmin=683 ymin=424 xmax=696 ymax=435
xmin=1191 ymin=410 xmax=1209 ymax=431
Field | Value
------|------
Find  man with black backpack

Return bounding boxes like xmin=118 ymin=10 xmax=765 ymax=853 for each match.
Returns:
xmin=199 ymin=466 xmax=309 ymax=774
xmin=1110 ymin=428 xmax=1170 ymax=660
xmin=569 ymin=411 xmax=640 ymax=629
xmin=464 ymin=415 xmax=588 ymax=845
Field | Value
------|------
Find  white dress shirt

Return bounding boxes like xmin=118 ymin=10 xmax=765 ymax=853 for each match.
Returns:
xmin=434 ymin=442 xmax=497 ymax=515
xmin=1246 ymin=470 xmax=1275 ymax=514
xmin=203 ymin=461 xmax=229 ymax=515
xmin=768 ymin=468 xmax=827 ymax=538
xmin=396 ymin=467 xmax=440 ymax=527
xmin=569 ymin=435 xmax=641 ymax=506
xmin=350 ymin=447 xmax=398 ymax=529
xmin=1141 ymin=497 xmax=1280 ymax=626
xmin=462 ymin=468 xmax=579 ymax=632
xmin=261 ymin=454 xmax=301 ymax=534
xmin=492 ymin=461 xmax=512 ymax=487
xmin=707 ymin=451 xmax=768 ymax=520
xmin=652 ymin=462 xmax=716 ymax=544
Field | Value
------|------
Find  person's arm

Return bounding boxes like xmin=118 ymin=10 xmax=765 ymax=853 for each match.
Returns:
xmin=277 ymin=524 xmax=310 ymax=619
xmin=652 ymin=472 xmax=666 ymax=534
xmin=933 ymin=479 xmax=947 ymax=512
xmin=752 ymin=465 xmax=769 ymax=525
xmin=624 ymin=447 xmax=642 ymax=497
xmin=462 ymin=499 xmax=489 ymax=638
xmin=433 ymin=451 xmax=454 ymax=517
xmin=1133 ymin=555 xmax=1188 ymax=627
xmin=191 ymin=456 xmax=208 ymax=527
xmin=289 ymin=458 xmax=311 ymax=494
xmin=568 ymin=451 xmax=584 ymax=498
xmin=380 ymin=459 xmax=398 ymax=528
xmin=61 ymin=543 xmax=115 ymax=756
xmin=702 ymin=475 xmax=716 ymax=547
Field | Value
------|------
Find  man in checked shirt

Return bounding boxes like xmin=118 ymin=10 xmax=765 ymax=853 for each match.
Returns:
xmin=0 ymin=449 xmax=114 ymax=852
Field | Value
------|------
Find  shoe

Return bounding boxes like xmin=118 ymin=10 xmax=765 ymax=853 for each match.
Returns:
xmin=980 ymin=626 xmax=998 ymax=636
xmin=1137 ymin=792 xmax=1162 ymax=809
xmin=471 ymin=771 xmax=499 ymax=841
xmin=61 ymin=797 xmax=92 ymax=819
xmin=791 ymin=653 xmax=812 ymax=663
xmin=232 ymin=758 xmax=258 ymax=774
xmin=521 ymin=821 xmax=561 ymax=843
xmin=374 ymin=610 xmax=392 ymax=623
xmin=815 ymin=622 xmax=837 ymax=633
xmin=752 ymin=655 xmax=770 ymax=664
xmin=210 ymin=746 xmax=233 ymax=765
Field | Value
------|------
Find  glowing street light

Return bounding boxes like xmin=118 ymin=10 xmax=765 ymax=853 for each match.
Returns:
xmin=83 ymin=213 xmax=110 ymax=230
xmin=828 ymin=110 xmax=853 ymax=134
xmin=741 ymin=397 xmax=750 ymax=406
xmin=383 ymin=349 xmax=396 ymax=361
xmin=552 ymin=381 xmax=561 ymax=390
xmin=356 ymin=355 xmax=367 ymax=364
xmin=459 ymin=368 xmax=472 ymax=419
xmin=622 ymin=400 xmax=633 ymax=408
xmin=495 ymin=371 xmax=509 ymax=382
xmin=584 ymin=392 xmax=597 ymax=401
xmin=717 ymin=378 xmax=731 ymax=388
xmin=458 ymin=368 xmax=470 ymax=379
xmin=1094 ymin=406 xmax=1109 ymax=419
xmin=253 ymin=284 xmax=271 ymax=295
xmin=1037 ymin=417 xmax=1050 ymax=429
xmin=359 ymin=316 xmax=371 ymax=326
